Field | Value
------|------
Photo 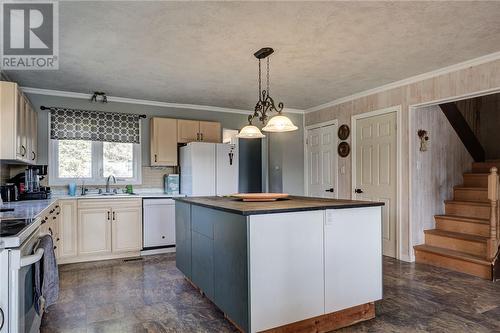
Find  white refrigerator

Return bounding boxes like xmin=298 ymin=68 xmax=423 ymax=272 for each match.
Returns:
xmin=180 ymin=142 xmax=239 ymax=196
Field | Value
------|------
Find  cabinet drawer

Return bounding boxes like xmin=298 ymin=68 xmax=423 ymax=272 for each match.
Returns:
xmin=77 ymin=198 xmax=141 ymax=209
xmin=192 ymin=231 xmax=214 ymax=301
xmin=191 ymin=205 xmax=215 ymax=239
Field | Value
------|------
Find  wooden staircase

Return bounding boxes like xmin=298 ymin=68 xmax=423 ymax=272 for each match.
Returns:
xmin=414 ymin=162 xmax=500 ymax=280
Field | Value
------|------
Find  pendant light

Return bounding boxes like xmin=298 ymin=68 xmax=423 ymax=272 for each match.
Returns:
xmin=236 ymin=124 xmax=265 ymax=138
xmin=238 ymin=47 xmax=297 ymax=139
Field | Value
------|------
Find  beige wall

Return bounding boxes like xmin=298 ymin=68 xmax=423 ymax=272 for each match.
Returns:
xmin=305 ymin=58 xmax=500 ymax=261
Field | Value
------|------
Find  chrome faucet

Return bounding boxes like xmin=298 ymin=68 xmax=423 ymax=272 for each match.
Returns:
xmin=105 ymin=175 xmax=116 ymax=193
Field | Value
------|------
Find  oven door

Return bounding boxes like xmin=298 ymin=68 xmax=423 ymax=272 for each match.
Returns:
xmin=9 ymin=227 xmax=44 ymax=333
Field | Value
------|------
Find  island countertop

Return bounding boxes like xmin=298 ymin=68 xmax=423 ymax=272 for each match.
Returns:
xmin=173 ymin=195 xmax=384 ymax=216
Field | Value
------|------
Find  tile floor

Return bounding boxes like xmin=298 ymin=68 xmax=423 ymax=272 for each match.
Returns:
xmin=41 ymin=254 xmax=500 ymax=333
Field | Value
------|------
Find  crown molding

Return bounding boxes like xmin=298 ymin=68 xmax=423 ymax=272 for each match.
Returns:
xmin=305 ymin=51 xmax=500 ymax=113
xmin=21 ymin=87 xmax=305 ymax=115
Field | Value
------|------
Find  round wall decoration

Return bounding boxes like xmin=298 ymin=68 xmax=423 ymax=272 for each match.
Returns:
xmin=338 ymin=142 xmax=350 ymax=158
xmin=338 ymin=124 xmax=350 ymax=140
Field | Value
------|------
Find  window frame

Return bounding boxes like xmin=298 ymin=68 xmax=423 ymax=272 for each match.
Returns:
xmin=48 ymin=124 xmax=142 ymax=186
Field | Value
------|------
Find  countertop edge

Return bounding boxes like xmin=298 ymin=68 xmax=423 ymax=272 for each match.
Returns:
xmin=173 ymin=197 xmax=384 ymax=216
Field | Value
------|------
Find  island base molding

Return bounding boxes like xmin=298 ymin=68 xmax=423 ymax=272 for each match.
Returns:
xmin=183 ymin=276 xmax=375 ymax=333
xmin=259 ymin=302 xmax=375 ymax=333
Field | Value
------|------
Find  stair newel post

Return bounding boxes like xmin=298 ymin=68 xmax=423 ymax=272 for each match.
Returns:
xmin=487 ymin=167 xmax=499 ymax=260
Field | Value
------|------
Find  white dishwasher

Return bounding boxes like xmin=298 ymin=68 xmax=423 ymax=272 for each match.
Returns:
xmin=143 ymin=199 xmax=176 ymax=249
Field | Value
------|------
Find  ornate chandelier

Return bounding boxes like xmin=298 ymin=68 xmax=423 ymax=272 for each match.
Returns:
xmin=237 ymin=47 xmax=298 ymax=139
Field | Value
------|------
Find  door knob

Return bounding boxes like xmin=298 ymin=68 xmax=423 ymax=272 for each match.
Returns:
xmin=325 ymin=188 xmax=334 ymax=192
xmin=354 ymin=188 xmax=364 ymax=194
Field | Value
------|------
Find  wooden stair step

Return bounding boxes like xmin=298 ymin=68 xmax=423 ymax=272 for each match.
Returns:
xmin=414 ymin=244 xmax=492 ymax=279
xmin=444 ymin=200 xmax=490 ymax=219
xmin=453 ymin=186 xmax=488 ymax=202
xmin=424 ymin=229 xmax=488 ymax=257
xmin=472 ymin=161 xmax=500 ymax=173
xmin=434 ymin=215 xmax=490 ymax=237
xmin=463 ymin=173 xmax=489 ymax=187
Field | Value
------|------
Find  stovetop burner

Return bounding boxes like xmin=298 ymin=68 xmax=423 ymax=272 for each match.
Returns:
xmin=0 ymin=219 xmax=32 ymax=237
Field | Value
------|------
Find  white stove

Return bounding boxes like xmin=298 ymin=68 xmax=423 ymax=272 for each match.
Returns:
xmin=0 ymin=217 xmax=44 ymax=333
xmin=0 ymin=218 xmax=41 ymax=249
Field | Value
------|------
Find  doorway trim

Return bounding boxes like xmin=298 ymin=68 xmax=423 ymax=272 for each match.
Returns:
xmin=351 ymin=105 xmax=402 ymax=259
xmin=304 ymin=119 xmax=339 ymax=197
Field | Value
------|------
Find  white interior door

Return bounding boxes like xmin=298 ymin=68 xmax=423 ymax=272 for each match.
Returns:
xmin=354 ymin=112 xmax=397 ymax=258
xmin=307 ymin=124 xmax=338 ymax=198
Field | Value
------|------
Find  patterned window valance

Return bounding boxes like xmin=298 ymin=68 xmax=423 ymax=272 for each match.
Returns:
xmin=49 ymin=107 xmax=141 ymax=144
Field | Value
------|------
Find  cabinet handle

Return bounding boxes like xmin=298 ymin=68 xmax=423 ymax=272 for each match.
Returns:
xmin=112 ymin=211 xmax=116 ymax=221
xmin=20 ymin=145 xmax=26 ymax=157
xmin=196 ymin=133 xmax=200 ymax=141
xmin=48 ymin=227 xmax=53 ymax=235
xmin=107 ymin=211 xmax=110 ymax=220
xmin=31 ymin=152 xmax=36 ymax=160
xmin=154 ymin=154 xmax=157 ymax=163
xmin=53 ymin=246 xmax=57 ymax=250
xmin=200 ymin=133 xmax=203 ymax=141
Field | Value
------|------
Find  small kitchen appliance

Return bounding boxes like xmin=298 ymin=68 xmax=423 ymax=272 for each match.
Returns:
xmin=0 ymin=184 xmax=19 ymax=202
xmin=8 ymin=166 xmax=51 ymax=200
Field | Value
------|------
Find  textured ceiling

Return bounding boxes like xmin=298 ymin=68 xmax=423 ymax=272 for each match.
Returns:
xmin=6 ymin=1 xmax=500 ymax=110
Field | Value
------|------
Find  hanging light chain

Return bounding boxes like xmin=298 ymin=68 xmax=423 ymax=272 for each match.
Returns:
xmin=258 ymin=59 xmax=262 ymax=102
xmin=266 ymin=57 xmax=270 ymax=96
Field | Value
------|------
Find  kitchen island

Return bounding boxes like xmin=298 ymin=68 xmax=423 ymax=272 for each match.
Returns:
xmin=174 ymin=196 xmax=384 ymax=333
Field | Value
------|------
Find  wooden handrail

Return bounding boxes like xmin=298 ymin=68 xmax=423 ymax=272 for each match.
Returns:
xmin=487 ymin=167 xmax=499 ymax=260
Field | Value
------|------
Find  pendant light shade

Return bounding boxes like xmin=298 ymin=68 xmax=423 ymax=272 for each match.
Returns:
xmin=262 ymin=115 xmax=298 ymax=132
xmin=236 ymin=124 xmax=266 ymax=139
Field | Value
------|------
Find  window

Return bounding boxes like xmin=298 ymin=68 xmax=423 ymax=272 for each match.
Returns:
xmin=50 ymin=140 xmax=141 ymax=185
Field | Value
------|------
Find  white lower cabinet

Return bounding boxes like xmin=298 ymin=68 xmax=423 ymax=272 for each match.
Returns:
xmin=58 ymin=200 xmax=77 ymax=259
xmin=112 ymin=206 xmax=142 ymax=253
xmin=78 ymin=207 xmax=112 ymax=256
xmin=324 ymin=207 xmax=383 ymax=313
xmin=51 ymin=198 xmax=142 ymax=264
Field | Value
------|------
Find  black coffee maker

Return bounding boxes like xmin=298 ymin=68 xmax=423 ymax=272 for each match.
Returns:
xmin=9 ymin=165 xmax=51 ymax=200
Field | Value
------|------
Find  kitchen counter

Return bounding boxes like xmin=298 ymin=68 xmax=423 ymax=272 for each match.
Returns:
xmin=175 ymin=196 xmax=383 ymax=332
xmin=0 ymin=193 xmax=183 ymax=219
xmin=174 ymin=195 xmax=384 ymax=216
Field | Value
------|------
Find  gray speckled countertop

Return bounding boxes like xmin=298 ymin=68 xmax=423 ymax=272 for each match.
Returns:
xmin=0 ymin=198 xmax=59 ymax=219
xmin=0 ymin=193 xmax=184 ymax=220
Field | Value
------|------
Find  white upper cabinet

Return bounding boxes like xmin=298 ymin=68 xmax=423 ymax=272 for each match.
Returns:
xmin=0 ymin=81 xmax=37 ymax=164
xmin=150 ymin=117 xmax=178 ymax=166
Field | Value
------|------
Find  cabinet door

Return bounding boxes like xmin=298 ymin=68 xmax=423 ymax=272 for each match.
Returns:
xmin=175 ymin=202 xmax=192 ymax=278
xmin=150 ymin=117 xmax=177 ymax=166
xmin=78 ymin=208 xmax=112 ymax=256
xmin=16 ymin=92 xmax=28 ymax=160
xmin=111 ymin=206 xmax=142 ymax=252
xmin=58 ymin=200 xmax=78 ymax=259
xmin=199 ymin=121 xmax=221 ymax=143
xmin=29 ymin=105 xmax=38 ymax=164
xmin=192 ymin=231 xmax=214 ymax=301
xmin=324 ymin=207 xmax=382 ymax=313
xmin=177 ymin=119 xmax=200 ymax=143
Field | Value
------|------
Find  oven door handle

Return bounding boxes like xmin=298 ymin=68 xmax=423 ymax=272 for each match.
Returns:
xmin=20 ymin=248 xmax=44 ymax=268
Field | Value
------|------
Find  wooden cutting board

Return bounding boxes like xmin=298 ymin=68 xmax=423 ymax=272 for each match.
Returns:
xmin=231 ymin=193 xmax=289 ymax=202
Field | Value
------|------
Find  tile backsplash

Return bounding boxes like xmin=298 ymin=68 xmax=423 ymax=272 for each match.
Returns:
xmin=1 ymin=164 xmax=175 ymax=193
xmin=48 ymin=166 xmax=176 ymax=193
xmin=137 ymin=166 xmax=176 ymax=189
